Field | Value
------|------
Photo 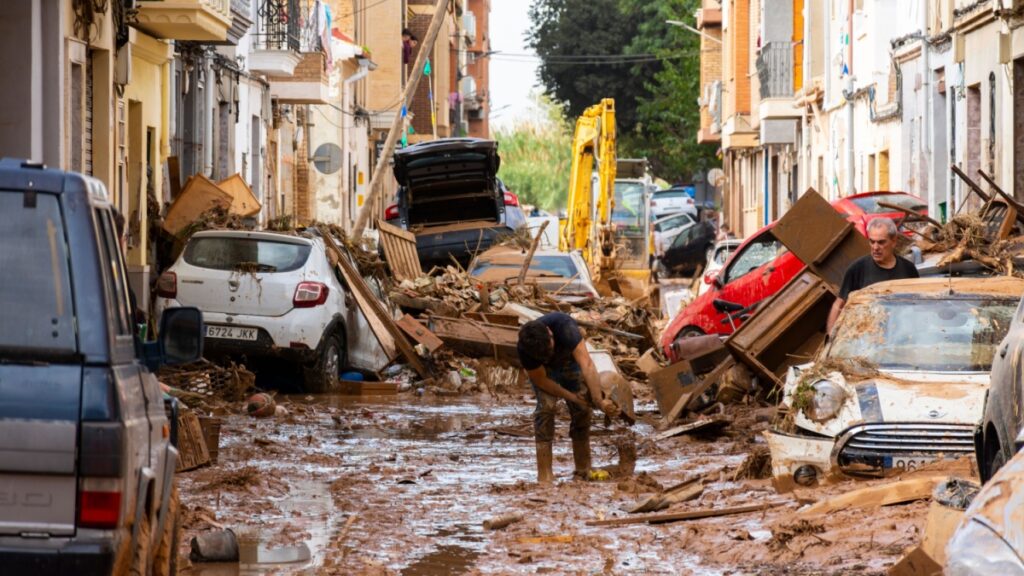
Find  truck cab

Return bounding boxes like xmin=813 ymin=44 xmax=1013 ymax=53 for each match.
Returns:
xmin=0 ymin=159 xmax=202 ymax=574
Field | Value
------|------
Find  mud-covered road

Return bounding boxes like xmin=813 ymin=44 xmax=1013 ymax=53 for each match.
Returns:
xmin=176 ymin=391 xmax=963 ymax=575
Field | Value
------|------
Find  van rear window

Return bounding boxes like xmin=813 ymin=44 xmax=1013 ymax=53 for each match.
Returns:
xmin=0 ymin=192 xmax=76 ymax=356
xmin=183 ymin=237 xmax=311 ymax=273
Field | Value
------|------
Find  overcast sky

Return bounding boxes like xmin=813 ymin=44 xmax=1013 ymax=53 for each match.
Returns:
xmin=487 ymin=2 xmax=543 ymax=130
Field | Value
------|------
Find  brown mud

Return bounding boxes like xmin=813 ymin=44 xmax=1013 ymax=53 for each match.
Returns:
xmin=176 ymin=394 xmax=962 ymax=575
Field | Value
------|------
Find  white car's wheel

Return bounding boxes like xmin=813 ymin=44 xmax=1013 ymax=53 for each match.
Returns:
xmin=303 ymin=333 xmax=344 ymax=393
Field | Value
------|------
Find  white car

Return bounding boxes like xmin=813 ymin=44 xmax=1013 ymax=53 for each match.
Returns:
xmin=525 ymin=208 xmax=560 ymax=248
xmin=467 ymin=246 xmax=599 ymax=304
xmin=155 ymin=229 xmax=388 ymax=391
xmin=650 ymin=187 xmax=697 ymax=220
xmin=652 ymin=211 xmax=697 ymax=257
xmin=766 ymin=277 xmax=1024 ymax=486
xmin=697 ymin=239 xmax=742 ymax=296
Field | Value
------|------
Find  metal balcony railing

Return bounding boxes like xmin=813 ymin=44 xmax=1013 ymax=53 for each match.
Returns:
xmin=756 ymin=41 xmax=793 ymax=99
xmin=255 ymin=0 xmax=300 ymax=51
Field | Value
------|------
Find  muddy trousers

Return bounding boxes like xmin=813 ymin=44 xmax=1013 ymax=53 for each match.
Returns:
xmin=531 ymin=362 xmax=592 ymax=444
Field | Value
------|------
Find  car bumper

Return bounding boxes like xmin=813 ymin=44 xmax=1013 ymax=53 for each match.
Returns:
xmin=414 ymin=226 xmax=508 ymax=266
xmin=0 ymin=540 xmax=114 ymax=575
xmin=765 ymin=429 xmax=835 ymax=485
xmin=156 ymin=298 xmax=331 ymax=361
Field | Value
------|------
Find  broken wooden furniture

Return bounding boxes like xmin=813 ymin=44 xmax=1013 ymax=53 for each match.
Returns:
xmin=429 ymin=316 xmax=520 ymax=366
xmin=377 ymin=220 xmax=425 ymax=282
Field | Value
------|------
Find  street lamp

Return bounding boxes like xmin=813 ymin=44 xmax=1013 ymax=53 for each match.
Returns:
xmin=665 ymin=19 xmax=722 ymax=45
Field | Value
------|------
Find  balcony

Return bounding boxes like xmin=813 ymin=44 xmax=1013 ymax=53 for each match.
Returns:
xmin=134 ymin=0 xmax=232 ymax=42
xmin=267 ymin=51 xmax=329 ymax=104
xmin=757 ymin=41 xmax=800 ymax=122
xmin=249 ymin=0 xmax=302 ymax=75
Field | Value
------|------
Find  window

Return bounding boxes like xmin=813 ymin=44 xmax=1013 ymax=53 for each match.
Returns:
xmin=724 ymin=233 xmax=785 ymax=284
xmin=0 ymin=192 xmax=76 ymax=356
xmin=184 ymin=236 xmax=312 ymax=273
xmin=653 ymin=213 xmax=694 ymax=233
xmin=95 ymin=209 xmax=133 ymax=336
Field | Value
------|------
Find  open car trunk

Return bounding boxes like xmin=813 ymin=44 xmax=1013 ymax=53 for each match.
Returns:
xmin=394 ymin=138 xmax=502 ymax=229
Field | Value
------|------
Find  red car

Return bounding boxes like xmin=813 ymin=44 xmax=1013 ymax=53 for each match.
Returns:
xmin=661 ymin=192 xmax=926 ymax=358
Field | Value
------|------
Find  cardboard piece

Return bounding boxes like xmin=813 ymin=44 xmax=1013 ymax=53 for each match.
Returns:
xmin=887 ymin=546 xmax=943 ymax=576
xmin=636 ymin=348 xmax=661 ymax=376
xmin=649 ymin=360 xmax=698 ymax=417
xmin=920 ymin=500 xmax=965 ymax=566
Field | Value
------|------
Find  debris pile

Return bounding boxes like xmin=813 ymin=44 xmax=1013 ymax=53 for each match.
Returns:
xmin=159 ymin=360 xmax=256 ymax=409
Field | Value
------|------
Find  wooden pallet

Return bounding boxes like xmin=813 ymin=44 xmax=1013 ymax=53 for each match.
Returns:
xmin=176 ymin=410 xmax=211 ymax=472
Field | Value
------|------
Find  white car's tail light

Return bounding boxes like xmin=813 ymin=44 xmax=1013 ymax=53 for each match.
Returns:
xmin=156 ymin=271 xmax=177 ymax=298
xmin=384 ymin=204 xmax=400 ymax=220
xmin=504 ymin=191 xmax=519 ymax=206
xmin=293 ymin=282 xmax=329 ymax=308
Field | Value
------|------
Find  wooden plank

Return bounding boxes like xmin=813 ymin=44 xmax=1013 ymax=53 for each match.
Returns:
xmin=430 ymin=316 xmax=520 ymax=366
xmin=176 ymin=410 xmax=211 ymax=472
xmin=887 ymin=545 xmax=942 ymax=576
xmin=337 ymin=380 xmax=399 ymax=395
xmin=659 ymin=357 xmax=736 ymax=427
xmin=318 ymin=226 xmax=429 ymax=377
xmin=167 ymin=155 xmax=182 ymax=199
xmin=586 ymin=500 xmax=788 ymax=527
xmin=800 ymin=476 xmax=944 ymax=517
xmin=377 ymin=220 xmax=424 ymax=282
xmin=396 ymin=314 xmax=444 ymax=352
xmin=651 ymin=417 xmax=730 ymax=442
xmin=463 ymin=312 xmax=520 ymax=327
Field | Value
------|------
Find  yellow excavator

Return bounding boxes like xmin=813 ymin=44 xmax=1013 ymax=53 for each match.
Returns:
xmin=560 ymin=98 xmax=651 ymax=298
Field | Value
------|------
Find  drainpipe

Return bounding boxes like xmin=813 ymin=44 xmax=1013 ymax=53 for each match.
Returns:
xmin=343 ymin=57 xmax=376 ymax=88
xmin=204 ymin=57 xmax=215 ymax=177
xmin=824 ymin=0 xmax=832 ymax=106
xmin=921 ymin=0 xmax=933 ymax=214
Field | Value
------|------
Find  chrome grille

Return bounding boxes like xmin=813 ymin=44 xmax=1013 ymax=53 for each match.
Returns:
xmin=838 ymin=423 xmax=975 ymax=456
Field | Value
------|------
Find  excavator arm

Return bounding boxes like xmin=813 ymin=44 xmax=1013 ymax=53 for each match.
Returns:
xmin=560 ymin=98 xmax=617 ymax=280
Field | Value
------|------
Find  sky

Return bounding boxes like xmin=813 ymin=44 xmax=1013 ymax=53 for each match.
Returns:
xmin=487 ymin=1 xmax=543 ymax=130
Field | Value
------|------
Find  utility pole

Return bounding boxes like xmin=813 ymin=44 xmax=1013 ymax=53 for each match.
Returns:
xmin=352 ymin=0 xmax=451 ymax=240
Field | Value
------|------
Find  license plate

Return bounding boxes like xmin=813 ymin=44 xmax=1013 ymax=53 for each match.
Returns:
xmin=205 ymin=325 xmax=258 ymax=341
xmin=887 ymin=456 xmax=935 ymax=472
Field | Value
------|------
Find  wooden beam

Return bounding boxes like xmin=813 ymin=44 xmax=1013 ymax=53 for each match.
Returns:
xmin=396 ymin=314 xmax=444 ymax=353
xmin=950 ymin=164 xmax=990 ymax=206
xmin=586 ymin=500 xmax=788 ymax=527
xmin=800 ymin=476 xmax=943 ymax=517
xmin=317 ymin=226 xmax=430 ymax=377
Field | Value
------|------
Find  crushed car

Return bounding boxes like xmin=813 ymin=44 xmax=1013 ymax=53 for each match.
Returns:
xmin=946 ymin=428 xmax=1024 ymax=576
xmin=467 ymin=246 xmax=599 ymax=304
xmin=766 ymin=277 xmax=1024 ymax=486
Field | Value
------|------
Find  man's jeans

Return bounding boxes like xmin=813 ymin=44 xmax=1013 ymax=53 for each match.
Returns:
xmin=532 ymin=361 xmax=591 ymax=442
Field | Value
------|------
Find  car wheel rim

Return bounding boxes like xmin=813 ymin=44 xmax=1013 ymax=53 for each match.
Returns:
xmin=325 ymin=344 xmax=340 ymax=383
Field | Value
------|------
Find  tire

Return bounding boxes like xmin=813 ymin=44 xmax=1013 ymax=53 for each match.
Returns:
xmin=303 ymin=332 xmax=344 ymax=393
xmin=678 ymin=326 xmax=705 ymax=339
xmin=151 ymin=487 xmax=180 ymax=576
xmin=982 ymin=436 xmax=1008 ymax=483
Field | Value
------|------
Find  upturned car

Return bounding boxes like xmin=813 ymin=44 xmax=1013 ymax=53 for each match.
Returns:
xmin=766 ymin=277 xmax=1023 ymax=486
xmin=0 ymin=158 xmax=203 ymax=573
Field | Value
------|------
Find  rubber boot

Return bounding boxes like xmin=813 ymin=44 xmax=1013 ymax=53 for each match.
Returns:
xmin=535 ymin=441 xmax=554 ymax=484
xmin=572 ymin=437 xmax=592 ymax=479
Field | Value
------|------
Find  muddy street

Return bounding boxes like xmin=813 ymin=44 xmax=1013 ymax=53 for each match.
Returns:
xmin=175 ymin=390 xmax=946 ymax=575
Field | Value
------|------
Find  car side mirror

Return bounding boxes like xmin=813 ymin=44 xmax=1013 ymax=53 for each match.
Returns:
xmin=158 ymin=307 xmax=204 ymax=366
xmin=707 ymin=274 xmax=723 ymax=289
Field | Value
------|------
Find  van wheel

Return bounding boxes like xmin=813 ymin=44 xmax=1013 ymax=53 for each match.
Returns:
xmin=303 ymin=333 xmax=344 ymax=393
xmin=128 ymin=500 xmax=153 ymax=576
xmin=151 ymin=487 xmax=180 ymax=576
xmin=982 ymin=436 xmax=1007 ymax=483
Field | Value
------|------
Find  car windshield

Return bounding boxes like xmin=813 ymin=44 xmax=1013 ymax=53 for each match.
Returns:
xmin=470 ymin=255 xmax=578 ymax=279
xmin=713 ymin=244 xmax=736 ymax=265
xmin=612 ymin=182 xmax=646 ymax=230
xmin=654 ymin=213 xmax=693 ymax=233
xmin=851 ymin=193 xmax=926 ymax=214
xmin=184 ymin=237 xmax=312 ymax=273
xmin=724 ymin=234 xmax=786 ymax=284
xmin=0 ymin=192 xmax=76 ymax=356
xmin=828 ymin=297 xmax=1016 ymax=371
xmin=653 ymin=190 xmax=689 ymax=201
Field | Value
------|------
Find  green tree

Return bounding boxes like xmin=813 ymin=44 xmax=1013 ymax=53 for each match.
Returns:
xmin=527 ymin=0 xmax=719 ymax=182
xmin=494 ymin=97 xmax=572 ymax=211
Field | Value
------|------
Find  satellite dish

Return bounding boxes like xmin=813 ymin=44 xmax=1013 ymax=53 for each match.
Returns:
xmin=707 ymin=168 xmax=725 ymax=188
xmin=313 ymin=142 xmax=343 ymax=175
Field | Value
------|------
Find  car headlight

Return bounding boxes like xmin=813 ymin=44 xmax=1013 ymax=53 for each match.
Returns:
xmin=808 ymin=380 xmax=846 ymax=422
xmin=947 ymin=520 xmax=1024 ymax=576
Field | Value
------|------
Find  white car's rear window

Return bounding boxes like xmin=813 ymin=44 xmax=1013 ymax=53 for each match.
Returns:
xmin=184 ymin=237 xmax=311 ymax=273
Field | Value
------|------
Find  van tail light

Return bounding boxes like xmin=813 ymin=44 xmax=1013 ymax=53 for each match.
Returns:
xmin=156 ymin=271 xmax=177 ymax=298
xmin=504 ymin=191 xmax=519 ymax=206
xmin=78 ymin=477 xmax=122 ymax=530
xmin=384 ymin=204 xmax=400 ymax=220
xmin=293 ymin=282 xmax=329 ymax=308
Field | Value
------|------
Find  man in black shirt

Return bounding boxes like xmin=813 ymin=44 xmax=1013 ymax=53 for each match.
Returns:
xmin=518 ymin=312 xmax=619 ymax=483
xmin=827 ymin=217 xmax=919 ymax=332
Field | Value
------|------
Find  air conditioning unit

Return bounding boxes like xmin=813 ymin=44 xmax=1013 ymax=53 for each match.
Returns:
xmin=463 ymin=12 xmax=477 ymax=44
xmin=468 ymin=108 xmax=485 ymax=121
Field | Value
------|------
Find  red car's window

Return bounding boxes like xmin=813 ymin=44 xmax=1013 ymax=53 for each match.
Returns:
xmin=724 ymin=234 xmax=786 ymax=285
xmin=849 ymin=194 xmax=926 ymax=214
